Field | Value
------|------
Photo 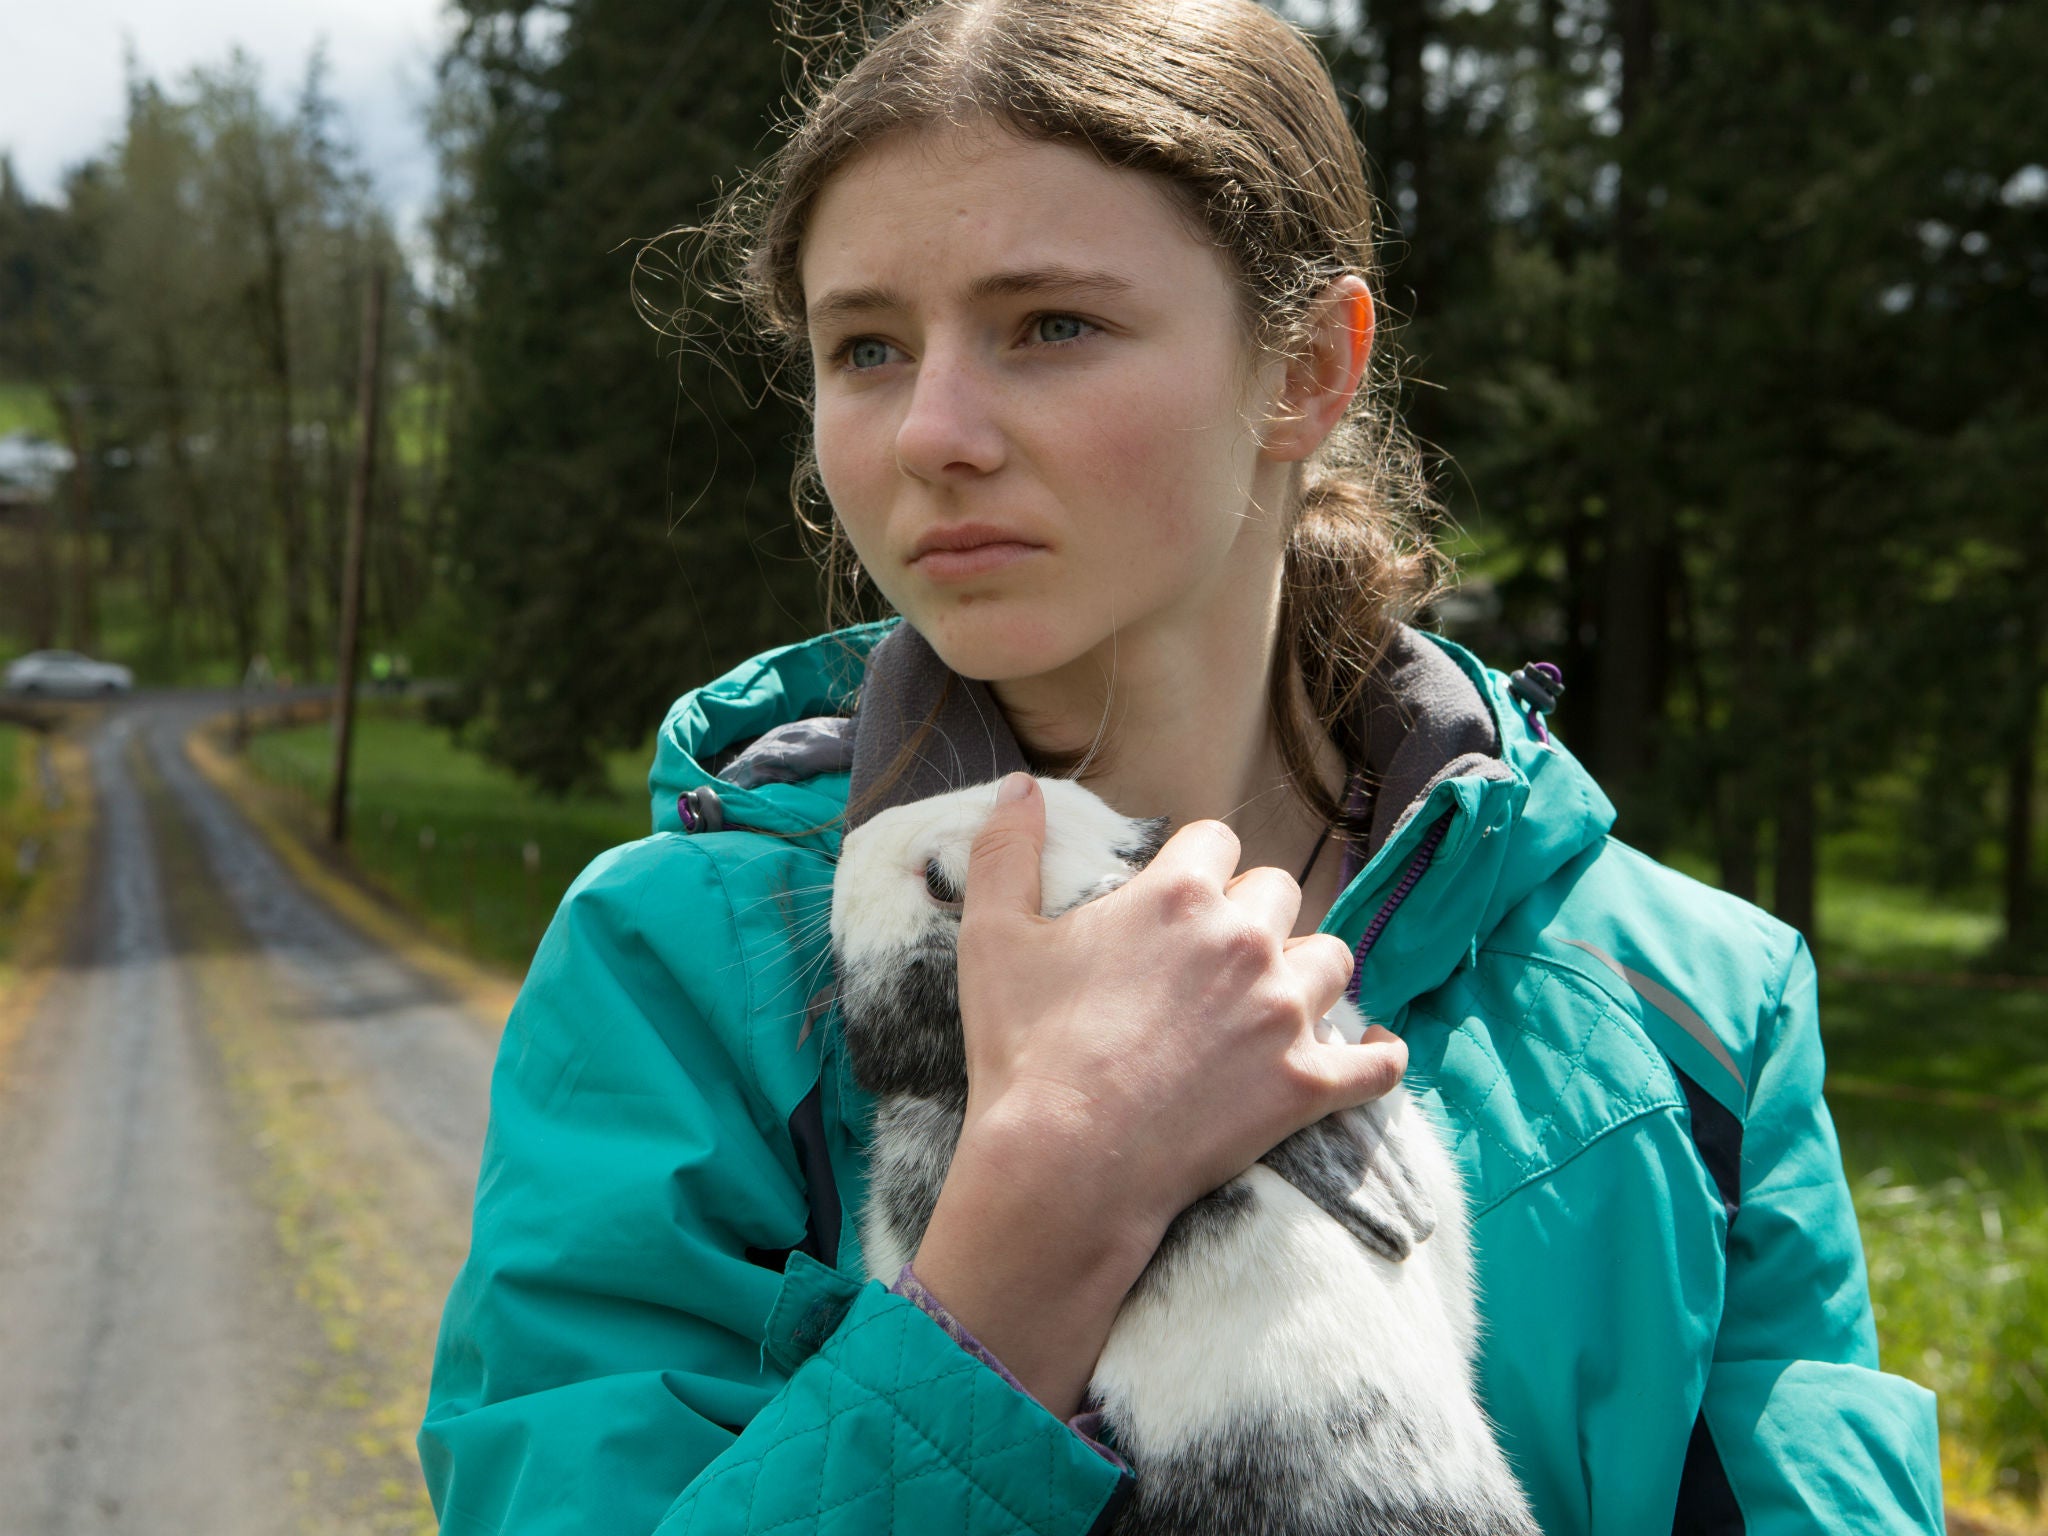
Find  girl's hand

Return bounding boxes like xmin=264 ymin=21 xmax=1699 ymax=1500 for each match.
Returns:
xmin=908 ymin=772 xmax=1406 ymax=1418
xmin=955 ymin=771 xmax=1405 ymax=1234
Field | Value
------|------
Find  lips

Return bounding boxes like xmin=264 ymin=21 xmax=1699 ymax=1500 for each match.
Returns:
xmin=907 ymin=523 xmax=1047 ymax=582
xmin=909 ymin=523 xmax=1043 ymax=560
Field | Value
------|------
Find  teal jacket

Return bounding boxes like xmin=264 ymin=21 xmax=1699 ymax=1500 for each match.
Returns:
xmin=418 ymin=622 xmax=1943 ymax=1534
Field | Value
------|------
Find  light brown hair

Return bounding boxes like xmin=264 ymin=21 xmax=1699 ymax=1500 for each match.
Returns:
xmin=682 ymin=0 xmax=1447 ymax=836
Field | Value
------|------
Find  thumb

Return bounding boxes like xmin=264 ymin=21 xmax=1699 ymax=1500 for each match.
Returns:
xmin=963 ymin=773 xmax=1045 ymax=925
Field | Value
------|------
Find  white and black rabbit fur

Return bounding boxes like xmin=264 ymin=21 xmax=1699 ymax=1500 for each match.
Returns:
xmin=831 ymin=777 xmax=1538 ymax=1536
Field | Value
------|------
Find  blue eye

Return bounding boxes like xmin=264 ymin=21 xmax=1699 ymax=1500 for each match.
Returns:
xmin=1033 ymin=314 xmax=1088 ymax=344
xmin=846 ymin=338 xmax=895 ymax=370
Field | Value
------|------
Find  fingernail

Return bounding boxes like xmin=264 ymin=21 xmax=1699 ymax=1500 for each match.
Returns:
xmin=999 ymin=773 xmax=1034 ymax=802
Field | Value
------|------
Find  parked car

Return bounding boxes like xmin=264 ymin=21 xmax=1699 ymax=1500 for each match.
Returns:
xmin=4 ymin=650 xmax=134 ymax=697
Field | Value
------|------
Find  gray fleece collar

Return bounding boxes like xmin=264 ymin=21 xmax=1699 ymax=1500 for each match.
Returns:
xmin=839 ymin=623 xmax=1508 ymax=853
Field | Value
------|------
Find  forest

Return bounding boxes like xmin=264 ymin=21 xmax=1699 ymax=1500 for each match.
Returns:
xmin=0 ymin=0 xmax=2042 ymax=953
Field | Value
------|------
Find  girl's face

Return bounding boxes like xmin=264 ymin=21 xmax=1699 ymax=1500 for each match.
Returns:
xmin=801 ymin=121 xmax=1296 ymax=685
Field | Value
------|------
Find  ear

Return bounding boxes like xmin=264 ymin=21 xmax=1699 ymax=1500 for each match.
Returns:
xmin=1337 ymin=1117 xmax=1438 ymax=1263
xmin=1266 ymin=1100 xmax=1437 ymax=1264
xmin=1259 ymin=275 xmax=1375 ymax=464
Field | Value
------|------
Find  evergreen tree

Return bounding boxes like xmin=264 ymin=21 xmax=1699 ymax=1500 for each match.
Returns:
xmin=437 ymin=0 xmax=820 ymax=794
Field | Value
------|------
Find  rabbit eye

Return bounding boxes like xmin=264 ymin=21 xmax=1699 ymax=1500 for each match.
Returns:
xmin=923 ymin=858 xmax=963 ymax=908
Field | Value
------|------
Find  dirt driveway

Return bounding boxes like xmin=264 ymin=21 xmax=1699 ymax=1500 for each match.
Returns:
xmin=0 ymin=694 xmax=501 ymax=1535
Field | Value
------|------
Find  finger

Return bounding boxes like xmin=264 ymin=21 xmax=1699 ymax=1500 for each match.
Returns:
xmin=1224 ymin=865 xmax=1303 ymax=936
xmin=962 ymin=773 xmax=1046 ymax=925
xmin=1284 ymin=931 xmax=1355 ymax=1014
xmin=1309 ymin=1027 xmax=1408 ymax=1114
xmin=1139 ymin=818 xmax=1241 ymax=895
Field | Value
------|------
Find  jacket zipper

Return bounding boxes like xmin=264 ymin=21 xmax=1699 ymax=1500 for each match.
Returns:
xmin=1345 ymin=811 xmax=1453 ymax=1002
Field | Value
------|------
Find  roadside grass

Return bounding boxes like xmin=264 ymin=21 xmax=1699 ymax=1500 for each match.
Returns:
xmin=0 ymin=722 xmax=51 ymax=962
xmin=0 ymin=723 xmax=20 ymax=807
xmin=242 ymin=704 xmax=650 ymax=975
xmin=0 ymin=716 xmax=92 ymax=1086
xmin=0 ymin=724 xmax=26 ymax=956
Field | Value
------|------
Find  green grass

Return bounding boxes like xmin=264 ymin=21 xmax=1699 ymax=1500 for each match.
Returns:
xmin=0 ymin=723 xmax=48 ymax=962
xmin=1790 ymin=780 xmax=2048 ymax=1514
xmin=0 ymin=724 xmax=22 ymax=810
xmin=388 ymin=379 xmax=447 ymax=473
xmin=244 ymin=705 xmax=651 ymax=973
xmin=0 ymin=381 xmax=61 ymax=438
xmin=1842 ymin=1107 xmax=2048 ymax=1511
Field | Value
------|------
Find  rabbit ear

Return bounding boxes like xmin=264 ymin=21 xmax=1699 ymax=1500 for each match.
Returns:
xmin=1263 ymin=1101 xmax=1438 ymax=1264
xmin=1337 ymin=1114 xmax=1438 ymax=1262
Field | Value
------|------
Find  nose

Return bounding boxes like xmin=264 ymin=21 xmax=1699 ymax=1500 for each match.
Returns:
xmin=893 ymin=344 xmax=1005 ymax=483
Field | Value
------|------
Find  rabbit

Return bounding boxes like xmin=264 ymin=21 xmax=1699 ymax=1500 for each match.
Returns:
xmin=830 ymin=776 xmax=1539 ymax=1536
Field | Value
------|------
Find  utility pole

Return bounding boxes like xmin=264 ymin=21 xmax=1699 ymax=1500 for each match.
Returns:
xmin=328 ymin=264 xmax=387 ymax=848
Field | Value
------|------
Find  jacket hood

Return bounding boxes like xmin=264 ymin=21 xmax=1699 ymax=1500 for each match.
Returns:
xmin=1332 ymin=636 xmax=1616 ymax=1019
xmin=648 ymin=621 xmax=892 ymax=841
xmin=649 ymin=620 xmax=1615 ymax=1020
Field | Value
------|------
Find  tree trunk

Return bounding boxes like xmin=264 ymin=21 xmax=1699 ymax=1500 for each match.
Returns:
xmin=330 ymin=265 xmax=387 ymax=848
xmin=159 ymin=359 xmax=258 ymax=681
xmin=1773 ymin=760 xmax=1817 ymax=949
xmin=254 ymin=187 xmax=313 ymax=678
xmin=1593 ymin=0 xmax=1665 ymax=833
xmin=1379 ymin=0 xmax=1429 ymax=272
xmin=1594 ymin=500 xmax=1663 ymax=831
xmin=150 ymin=335 xmax=199 ymax=664
xmin=29 ymin=494 xmax=59 ymax=650
xmin=59 ymin=389 xmax=97 ymax=655
xmin=2005 ymin=530 xmax=2046 ymax=951
xmin=1715 ymin=567 xmax=1764 ymax=903
xmin=2007 ymin=692 xmax=2041 ymax=952
xmin=1771 ymin=490 xmax=1819 ymax=948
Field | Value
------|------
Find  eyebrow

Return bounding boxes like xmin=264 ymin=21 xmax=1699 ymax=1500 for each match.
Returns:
xmin=806 ymin=266 xmax=1138 ymax=328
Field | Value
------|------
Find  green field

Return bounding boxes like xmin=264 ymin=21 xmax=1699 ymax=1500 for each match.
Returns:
xmin=1825 ymin=967 xmax=2048 ymax=1511
xmin=1671 ymin=785 xmax=2048 ymax=1516
xmin=0 ymin=381 xmax=61 ymax=438
xmin=245 ymin=706 xmax=651 ymax=973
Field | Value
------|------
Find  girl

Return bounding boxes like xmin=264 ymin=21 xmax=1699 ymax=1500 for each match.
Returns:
xmin=419 ymin=3 xmax=1943 ymax=1531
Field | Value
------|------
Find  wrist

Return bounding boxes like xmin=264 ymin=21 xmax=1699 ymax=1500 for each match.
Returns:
xmin=910 ymin=1113 xmax=1164 ymax=1419
xmin=942 ymin=1114 xmax=1171 ymax=1277
xmin=891 ymin=1262 xmax=1132 ymax=1474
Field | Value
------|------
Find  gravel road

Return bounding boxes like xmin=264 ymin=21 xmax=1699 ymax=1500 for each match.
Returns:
xmin=0 ymin=693 xmax=503 ymax=1534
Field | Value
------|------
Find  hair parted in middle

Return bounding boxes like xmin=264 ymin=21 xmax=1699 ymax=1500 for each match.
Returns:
xmin=690 ymin=0 xmax=1449 ymax=839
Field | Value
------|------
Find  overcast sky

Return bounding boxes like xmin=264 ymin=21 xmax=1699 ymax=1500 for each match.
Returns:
xmin=3 ymin=0 xmax=455 ymax=247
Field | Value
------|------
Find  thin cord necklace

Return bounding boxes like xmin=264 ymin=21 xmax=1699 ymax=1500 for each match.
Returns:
xmin=1297 ymin=821 xmax=1335 ymax=886
xmin=1295 ymin=770 xmax=1363 ymax=886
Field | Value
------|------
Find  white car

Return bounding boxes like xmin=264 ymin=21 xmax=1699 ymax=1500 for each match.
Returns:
xmin=4 ymin=650 xmax=134 ymax=697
